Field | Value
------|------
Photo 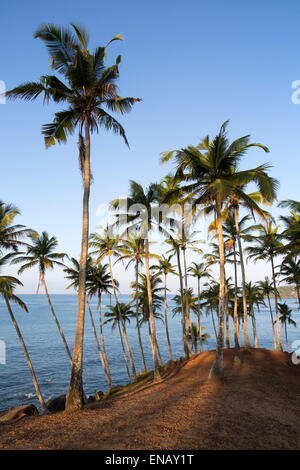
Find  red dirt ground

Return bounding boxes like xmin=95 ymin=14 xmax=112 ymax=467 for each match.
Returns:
xmin=0 ymin=348 xmax=299 ymax=450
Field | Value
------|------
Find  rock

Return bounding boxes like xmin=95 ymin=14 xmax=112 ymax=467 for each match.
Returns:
xmin=233 ymin=355 xmax=241 ymax=365
xmin=87 ymin=395 xmax=96 ymax=403
xmin=46 ymin=395 xmax=66 ymax=412
xmin=94 ymin=390 xmax=104 ymax=401
xmin=0 ymin=404 xmax=39 ymax=424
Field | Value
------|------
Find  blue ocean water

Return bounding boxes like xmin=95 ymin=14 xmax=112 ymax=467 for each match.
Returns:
xmin=0 ymin=294 xmax=299 ymax=411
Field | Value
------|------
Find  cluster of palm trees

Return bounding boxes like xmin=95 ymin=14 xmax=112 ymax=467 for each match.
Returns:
xmin=2 ymin=23 xmax=299 ymax=412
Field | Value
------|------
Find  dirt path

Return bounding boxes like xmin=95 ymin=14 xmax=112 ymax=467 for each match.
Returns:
xmin=0 ymin=348 xmax=299 ymax=450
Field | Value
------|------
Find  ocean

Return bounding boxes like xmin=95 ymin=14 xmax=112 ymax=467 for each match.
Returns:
xmin=0 ymin=294 xmax=299 ymax=411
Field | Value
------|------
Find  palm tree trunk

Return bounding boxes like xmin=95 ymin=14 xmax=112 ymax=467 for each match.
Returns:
xmin=234 ymin=206 xmax=251 ymax=349
xmin=164 ymin=273 xmax=173 ymax=361
xmin=41 ymin=274 xmax=72 ymax=364
xmin=267 ymin=295 xmax=277 ymax=350
xmin=211 ymin=310 xmax=217 ymax=340
xmin=145 ymin=236 xmax=161 ymax=379
xmin=118 ymin=321 xmax=131 ymax=383
xmin=135 ymin=261 xmax=147 ymax=372
xmin=4 ymin=296 xmax=47 ymax=412
xmin=182 ymin=248 xmax=192 ymax=332
xmin=197 ymin=277 xmax=203 ymax=353
xmin=252 ymin=308 xmax=258 ymax=348
xmin=233 ymin=243 xmax=240 ymax=348
xmin=224 ymin=281 xmax=230 ymax=348
xmin=108 ymin=253 xmax=137 ymax=381
xmin=271 ymin=255 xmax=283 ymax=351
xmin=296 ymin=284 xmax=300 ymax=309
xmin=66 ymin=120 xmax=90 ymax=412
xmin=86 ymin=296 xmax=111 ymax=388
xmin=176 ymin=246 xmax=190 ymax=358
xmin=97 ymin=291 xmax=112 ymax=384
xmin=208 ymin=201 xmax=225 ymax=382
xmin=147 ymin=320 xmax=163 ymax=366
xmin=285 ymin=323 xmax=288 ymax=352
xmin=120 ymin=319 xmax=137 ymax=380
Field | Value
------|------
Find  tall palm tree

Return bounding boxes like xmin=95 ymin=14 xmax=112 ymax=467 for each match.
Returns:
xmin=279 ymin=200 xmax=300 ymax=257
xmin=244 ymin=281 xmax=265 ymax=348
xmin=257 ymin=276 xmax=278 ymax=350
xmin=187 ymin=262 xmax=211 ymax=352
xmin=6 ymin=23 xmax=141 ymax=411
xmin=0 ymin=256 xmax=47 ymax=412
xmin=277 ymin=302 xmax=297 ymax=352
xmin=161 ymin=121 xmax=276 ymax=380
xmin=89 ymin=227 xmax=137 ymax=381
xmin=117 ymin=234 xmax=148 ymax=371
xmin=110 ymin=181 xmax=170 ymax=379
xmin=104 ymin=302 xmax=135 ymax=382
xmin=12 ymin=232 xmax=71 ymax=362
xmin=246 ymin=222 xmax=284 ymax=351
xmin=0 ymin=201 xmax=35 ymax=255
xmin=151 ymin=254 xmax=177 ymax=360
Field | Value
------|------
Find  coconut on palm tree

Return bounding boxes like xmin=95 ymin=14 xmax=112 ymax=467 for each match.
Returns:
xmin=6 ymin=23 xmax=141 ymax=411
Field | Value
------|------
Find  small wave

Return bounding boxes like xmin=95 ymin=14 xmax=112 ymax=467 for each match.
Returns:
xmin=25 ymin=393 xmax=35 ymax=399
xmin=45 ymin=378 xmax=52 ymax=383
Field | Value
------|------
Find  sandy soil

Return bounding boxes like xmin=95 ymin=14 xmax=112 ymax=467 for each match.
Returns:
xmin=0 ymin=348 xmax=299 ymax=450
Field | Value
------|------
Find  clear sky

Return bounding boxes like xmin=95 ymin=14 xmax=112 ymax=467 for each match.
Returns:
xmin=1 ymin=0 xmax=300 ymax=293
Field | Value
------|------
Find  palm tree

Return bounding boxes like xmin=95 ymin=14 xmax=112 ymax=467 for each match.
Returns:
xmin=89 ymin=228 xmax=137 ymax=381
xmin=12 ymin=232 xmax=71 ymax=362
xmin=187 ymin=262 xmax=211 ymax=352
xmin=278 ymin=200 xmax=300 ymax=257
xmin=246 ymin=222 xmax=284 ymax=351
xmin=188 ymin=323 xmax=210 ymax=353
xmin=257 ymin=276 xmax=278 ymax=350
xmin=161 ymin=121 xmax=274 ymax=380
xmin=245 ymin=282 xmax=265 ymax=348
xmin=280 ymin=257 xmax=300 ymax=308
xmin=117 ymin=234 xmax=148 ymax=371
xmin=6 ymin=23 xmax=141 ymax=411
xmin=0 ymin=255 xmax=47 ymax=412
xmin=110 ymin=180 xmax=170 ymax=379
xmin=277 ymin=303 xmax=297 ymax=352
xmin=63 ymin=257 xmax=113 ymax=388
xmin=151 ymin=254 xmax=177 ymax=360
xmin=0 ymin=201 xmax=35 ymax=255
xmin=104 ymin=302 xmax=135 ymax=382
xmin=131 ymin=271 xmax=164 ymax=366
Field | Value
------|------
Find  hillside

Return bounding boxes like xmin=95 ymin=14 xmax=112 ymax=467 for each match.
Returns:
xmin=0 ymin=348 xmax=299 ymax=450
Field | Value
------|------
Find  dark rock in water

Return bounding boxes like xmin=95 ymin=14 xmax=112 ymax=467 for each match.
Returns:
xmin=87 ymin=396 xmax=96 ymax=403
xmin=0 ymin=404 xmax=39 ymax=424
xmin=46 ymin=395 xmax=66 ymax=412
xmin=94 ymin=390 xmax=104 ymax=401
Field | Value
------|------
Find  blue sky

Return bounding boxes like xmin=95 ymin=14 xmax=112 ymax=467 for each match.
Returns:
xmin=1 ymin=0 xmax=300 ymax=293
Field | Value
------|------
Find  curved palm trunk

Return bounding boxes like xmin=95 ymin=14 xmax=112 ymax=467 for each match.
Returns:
xmin=117 ymin=321 xmax=131 ymax=383
xmin=108 ymin=252 xmax=137 ymax=381
xmin=285 ymin=323 xmax=288 ymax=352
xmin=97 ymin=291 xmax=112 ymax=384
xmin=295 ymin=284 xmax=300 ymax=309
xmin=233 ymin=243 xmax=240 ymax=348
xmin=197 ymin=277 xmax=203 ymax=353
xmin=267 ymin=295 xmax=277 ymax=350
xmin=147 ymin=320 xmax=163 ymax=367
xmin=234 ymin=206 xmax=251 ymax=350
xmin=271 ymin=256 xmax=283 ymax=351
xmin=164 ymin=273 xmax=173 ymax=361
xmin=41 ymin=274 xmax=72 ymax=364
xmin=145 ymin=236 xmax=161 ymax=379
xmin=176 ymin=247 xmax=190 ymax=358
xmin=66 ymin=120 xmax=90 ymax=412
xmin=4 ymin=296 xmax=47 ymax=412
xmin=86 ymin=296 xmax=111 ymax=388
xmin=208 ymin=201 xmax=225 ymax=382
xmin=135 ymin=261 xmax=147 ymax=372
